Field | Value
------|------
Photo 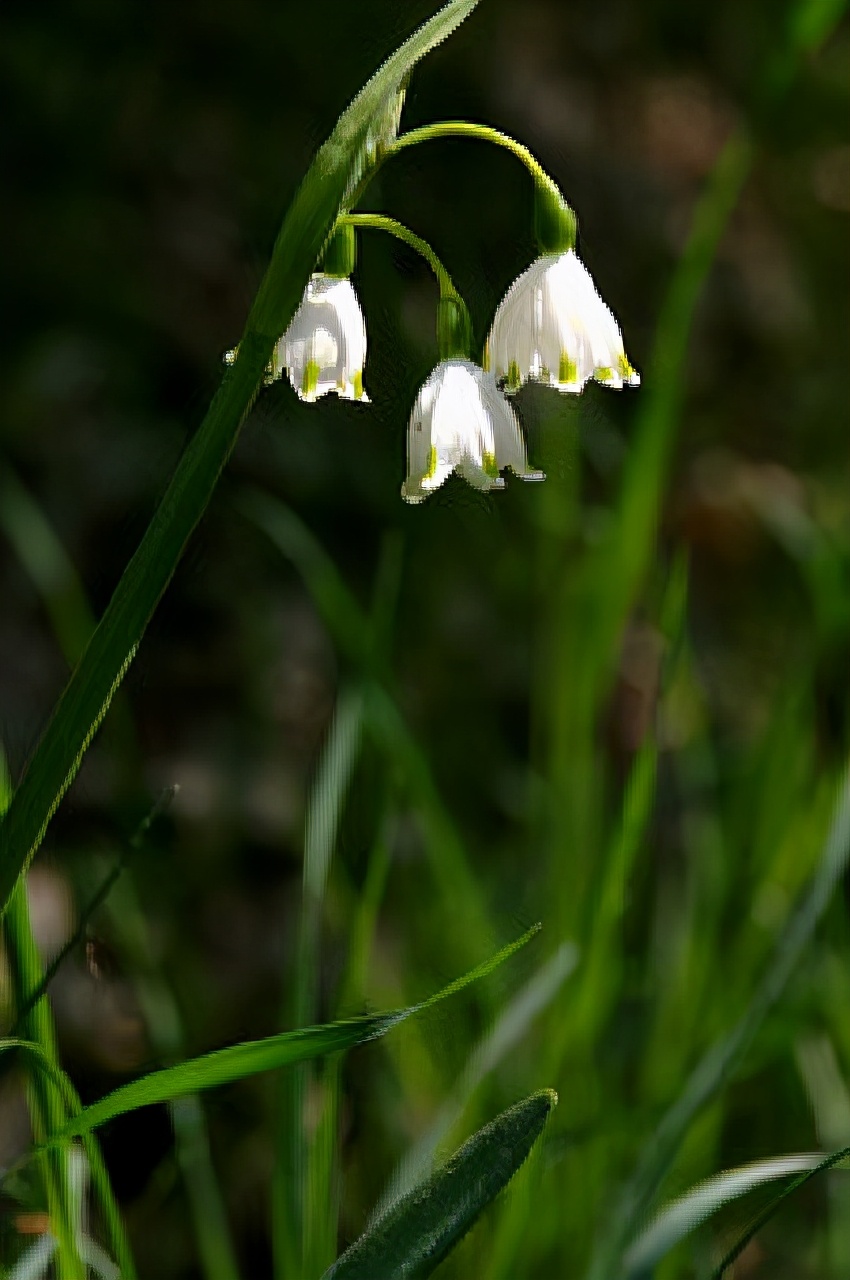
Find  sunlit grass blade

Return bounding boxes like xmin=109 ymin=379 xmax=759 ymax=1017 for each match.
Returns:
xmin=274 ymin=687 xmax=365 ymax=1279
xmin=711 ymin=1147 xmax=850 ymax=1279
xmin=322 ymin=1090 xmax=557 ymax=1279
xmin=336 ymin=818 xmax=394 ymax=1015
xmin=1 ymin=759 xmax=115 ymax=1278
xmin=0 ymin=0 xmax=484 ymax=921
xmin=40 ymin=924 xmax=539 ymax=1146
xmin=587 ymin=765 xmax=850 ymax=1279
xmin=0 ymin=1038 xmax=136 ymax=1280
xmin=623 ymin=1152 xmax=827 ymax=1277
xmin=103 ymin=865 xmax=240 ymax=1280
xmin=374 ymin=943 xmax=576 ymax=1219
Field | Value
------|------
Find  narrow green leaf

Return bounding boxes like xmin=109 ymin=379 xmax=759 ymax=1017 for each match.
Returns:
xmin=588 ymin=766 xmax=850 ymax=1280
xmin=322 ymin=1090 xmax=557 ymax=1279
xmin=623 ymin=1152 xmax=826 ymax=1277
xmin=274 ymin=686 xmax=365 ymax=1278
xmin=0 ymin=0 xmax=483 ymax=920
xmin=374 ymin=944 xmax=576 ymax=1218
xmin=711 ymin=1147 xmax=850 ymax=1278
xmin=38 ymin=924 xmax=537 ymax=1145
xmin=0 ymin=1038 xmax=136 ymax=1280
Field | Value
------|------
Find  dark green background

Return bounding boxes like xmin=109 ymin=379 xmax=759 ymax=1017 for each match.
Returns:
xmin=1 ymin=0 xmax=848 ymax=1275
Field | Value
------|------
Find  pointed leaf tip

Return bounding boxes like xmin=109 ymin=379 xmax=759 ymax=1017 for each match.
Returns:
xmin=322 ymin=1089 xmax=557 ymax=1279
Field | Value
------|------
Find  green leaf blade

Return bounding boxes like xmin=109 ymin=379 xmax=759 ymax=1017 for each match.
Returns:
xmin=323 ymin=1090 xmax=557 ymax=1280
xmin=41 ymin=924 xmax=537 ymax=1145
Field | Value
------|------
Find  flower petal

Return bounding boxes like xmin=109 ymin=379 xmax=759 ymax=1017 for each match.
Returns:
xmin=486 ymin=250 xmax=639 ymax=395
xmin=277 ymin=275 xmax=369 ymax=402
xmin=402 ymin=360 xmax=542 ymax=503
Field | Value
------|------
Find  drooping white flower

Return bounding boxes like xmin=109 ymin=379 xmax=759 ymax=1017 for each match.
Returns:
xmin=273 ymin=274 xmax=369 ymax=403
xmin=485 ymin=249 xmax=640 ymax=394
xmin=402 ymin=359 xmax=544 ymax=504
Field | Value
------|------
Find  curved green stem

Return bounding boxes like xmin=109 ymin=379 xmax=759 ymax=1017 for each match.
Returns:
xmin=339 ymin=213 xmax=458 ymax=299
xmin=389 ymin=120 xmax=559 ymax=196
xmin=340 ymin=212 xmax=473 ymax=359
xmin=388 ymin=121 xmax=576 ymax=254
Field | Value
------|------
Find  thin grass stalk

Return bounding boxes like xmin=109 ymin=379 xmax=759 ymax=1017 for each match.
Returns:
xmin=103 ymin=873 xmax=241 ymax=1280
xmin=273 ymin=689 xmax=364 ymax=1279
xmin=0 ymin=460 xmax=236 ymax=1280
xmin=4 ymin=883 xmax=86 ymax=1280
xmin=587 ymin=763 xmax=850 ymax=1279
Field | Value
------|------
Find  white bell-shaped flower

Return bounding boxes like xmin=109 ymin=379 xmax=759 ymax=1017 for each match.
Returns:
xmin=485 ymin=249 xmax=640 ymax=394
xmin=274 ymin=274 xmax=369 ymax=403
xmin=402 ymin=359 xmax=544 ymax=504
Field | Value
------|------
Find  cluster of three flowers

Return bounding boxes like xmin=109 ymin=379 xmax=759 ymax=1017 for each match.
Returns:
xmin=266 ymin=247 xmax=640 ymax=503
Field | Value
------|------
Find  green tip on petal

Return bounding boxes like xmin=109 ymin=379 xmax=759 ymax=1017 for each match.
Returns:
xmin=482 ymin=341 xmax=491 ymax=372
xmin=353 ymin=370 xmax=364 ymax=400
xmin=483 ymin=451 xmax=499 ymax=479
xmin=507 ymin=360 xmax=522 ymax=392
xmin=425 ymin=444 xmax=438 ymax=481
xmin=594 ymin=365 xmax=614 ymax=383
xmin=559 ymin=353 xmax=577 ymax=384
xmin=301 ymin=360 xmax=321 ymax=399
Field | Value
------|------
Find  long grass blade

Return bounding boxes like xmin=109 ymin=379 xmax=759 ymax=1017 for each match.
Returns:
xmin=36 ymin=924 xmax=539 ymax=1146
xmin=623 ymin=1152 xmax=826 ymax=1277
xmin=274 ymin=687 xmax=365 ymax=1279
xmin=588 ymin=764 xmax=850 ymax=1279
xmin=711 ymin=1147 xmax=850 ymax=1278
xmin=0 ymin=1037 xmax=136 ymax=1280
xmin=375 ymin=943 xmax=576 ymax=1219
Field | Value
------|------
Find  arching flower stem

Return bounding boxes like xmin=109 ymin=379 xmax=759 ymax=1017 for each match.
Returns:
xmin=387 ymin=121 xmax=577 ymax=252
xmin=339 ymin=212 xmax=472 ymax=358
xmin=340 ymin=212 xmax=460 ymax=304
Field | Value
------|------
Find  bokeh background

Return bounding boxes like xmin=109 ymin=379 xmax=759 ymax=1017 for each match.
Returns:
xmin=1 ymin=0 xmax=849 ymax=1276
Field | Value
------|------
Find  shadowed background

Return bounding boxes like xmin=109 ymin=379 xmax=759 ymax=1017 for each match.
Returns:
xmin=1 ymin=0 xmax=848 ymax=1276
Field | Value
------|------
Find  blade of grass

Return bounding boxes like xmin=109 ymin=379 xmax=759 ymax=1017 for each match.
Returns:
xmin=11 ymin=789 xmax=176 ymax=1037
xmin=103 ymin=867 xmax=241 ymax=1280
xmin=711 ymin=1148 xmax=850 ymax=1279
xmin=0 ymin=1035 xmax=135 ymax=1278
xmin=1 ymin=453 xmax=236 ymax=1279
xmin=274 ymin=687 xmax=365 ymax=1279
xmin=587 ymin=764 xmax=850 ymax=1279
xmin=374 ymin=943 xmax=576 ymax=1220
xmin=39 ymin=924 xmax=540 ymax=1146
xmin=623 ymin=1152 xmax=826 ymax=1277
xmin=3 ymin=885 xmax=86 ymax=1280
xmin=0 ymin=0 xmax=484 ymax=920
xmin=1 ymin=756 xmax=123 ymax=1279
xmin=321 ymin=1090 xmax=558 ymax=1280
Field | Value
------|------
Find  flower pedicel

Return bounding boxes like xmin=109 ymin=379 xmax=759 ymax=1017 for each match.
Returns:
xmin=243 ymin=121 xmax=640 ymax=501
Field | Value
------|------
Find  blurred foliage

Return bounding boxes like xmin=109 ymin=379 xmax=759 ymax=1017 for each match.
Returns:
xmin=1 ymin=0 xmax=849 ymax=1277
